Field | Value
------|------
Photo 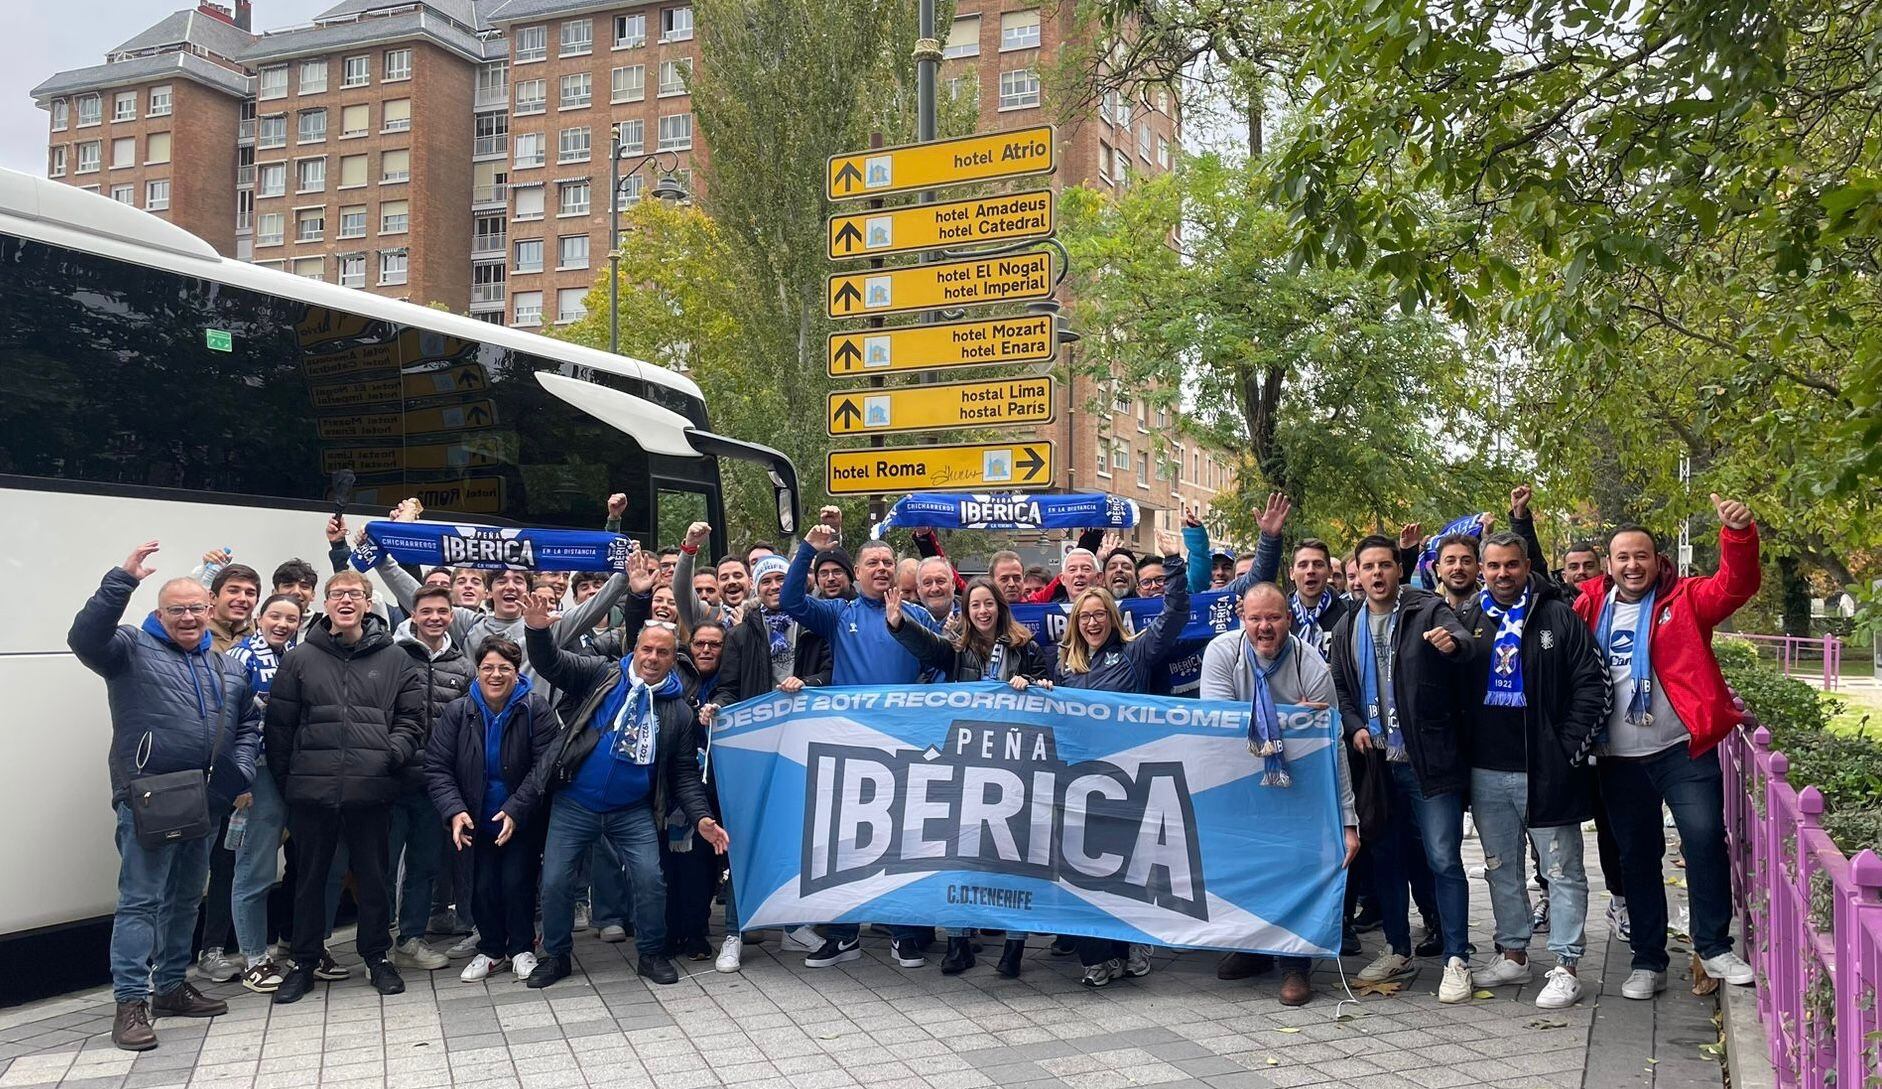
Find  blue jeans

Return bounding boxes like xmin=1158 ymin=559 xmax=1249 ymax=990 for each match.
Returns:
xmin=387 ymin=786 xmax=442 ymax=943
xmin=111 ymin=803 xmax=212 ymax=1003
xmin=1599 ymin=744 xmax=1733 ymax=971
xmin=231 ymin=770 xmax=289 ymax=961
xmin=1382 ymin=762 xmax=1470 ymax=961
xmin=587 ymin=841 xmax=631 ymax=929
xmin=541 ymin=796 xmax=665 ymax=957
xmin=1470 ymin=769 xmax=1587 ymax=964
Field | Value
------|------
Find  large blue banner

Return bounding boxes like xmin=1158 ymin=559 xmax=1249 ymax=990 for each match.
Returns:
xmin=349 ymin=521 xmax=637 ymax=572
xmin=712 ymin=684 xmax=1346 ymax=956
xmin=1011 ymin=589 xmax=1236 ymax=695
xmin=871 ymin=492 xmax=1138 ymax=538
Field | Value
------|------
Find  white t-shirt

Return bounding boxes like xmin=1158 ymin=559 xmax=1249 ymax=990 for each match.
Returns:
xmin=1602 ymin=597 xmax=1688 ymax=758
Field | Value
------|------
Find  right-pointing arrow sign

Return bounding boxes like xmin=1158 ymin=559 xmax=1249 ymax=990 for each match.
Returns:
xmin=1016 ymin=446 xmax=1047 ymax=481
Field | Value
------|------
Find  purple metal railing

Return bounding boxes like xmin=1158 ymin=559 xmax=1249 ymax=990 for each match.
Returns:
xmin=1722 ymin=713 xmax=1882 ymax=1088
xmin=1732 ymin=632 xmax=1846 ymax=691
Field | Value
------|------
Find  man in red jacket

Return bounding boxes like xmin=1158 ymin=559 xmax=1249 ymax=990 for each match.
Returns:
xmin=1572 ymin=493 xmax=1760 ymax=1001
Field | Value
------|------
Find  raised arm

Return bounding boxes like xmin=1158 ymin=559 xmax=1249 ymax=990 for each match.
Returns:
xmin=671 ymin=523 xmax=715 ymax=632
xmin=1687 ymin=496 xmax=1762 ymax=629
xmin=779 ymin=532 xmax=840 ymax=637
xmin=555 ymin=556 xmax=641 ymax=648
xmin=1128 ymin=550 xmax=1191 ymax=669
xmin=523 ymin=595 xmax=612 ymax=698
xmin=69 ymin=554 xmax=149 ymax=678
xmin=1182 ymin=514 xmax=1213 ymax=595
xmin=884 ymin=587 xmax=955 ymax=673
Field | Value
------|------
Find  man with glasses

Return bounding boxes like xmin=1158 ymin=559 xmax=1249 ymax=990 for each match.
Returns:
xmin=265 ymin=571 xmax=427 ymax=1004
xmin=70 ymin=541 xmax=263 ymax=1051
xmin=1134 ymin=555 xmax=1169 ymax=599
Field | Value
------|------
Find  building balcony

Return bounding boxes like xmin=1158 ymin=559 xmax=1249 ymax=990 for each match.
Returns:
xmin=475 ymin=86 xmax=509 ymax=110
xmin=472 ymin=230 xmax=506 ymax=256
xmin=472 ymin=182 xmax=508 ymax=207
xmin=236 ymin=165 xmax=255 ymax=187
xmin=474 ymin=134 xmax=509 ymax=159
xmin=470 ymin=282 xmax=506 ymax=306
xmin=237 ymin=119 xmax=255 ymax=142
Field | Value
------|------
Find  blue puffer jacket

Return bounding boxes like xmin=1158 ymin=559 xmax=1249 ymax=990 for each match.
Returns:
xmin=68 ymin=568 xmax=263 ymax=809
xmin=1051 ymin=557 xmax=1191 ymax=694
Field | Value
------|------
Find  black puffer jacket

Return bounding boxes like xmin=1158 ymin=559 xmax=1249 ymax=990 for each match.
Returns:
xmin=889 ymin=620 xmax=1053 ymax=683
xmin=393 ymin=623 xmax=475 ymax=791
xmin=1328 ymin=587 xmax=1477 ymax=798
xmin=425 ymin=687 xmax=560 ymax=830
xmin=265 ymin=614 xmax=427 ymax=807
xmin=717 ymin=605 xmax=833 ymax=704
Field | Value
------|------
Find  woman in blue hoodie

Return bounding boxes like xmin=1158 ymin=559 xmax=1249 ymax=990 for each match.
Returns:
xmin=425 ymin=636 xmax=559 ymax=984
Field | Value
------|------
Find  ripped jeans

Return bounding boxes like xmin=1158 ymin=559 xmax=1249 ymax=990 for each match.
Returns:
xmin=1469 ymin=769 xmax=1586 ymax=964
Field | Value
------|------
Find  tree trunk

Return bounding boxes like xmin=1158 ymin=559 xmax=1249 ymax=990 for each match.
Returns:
xmin=1777 ymin=555 xmax=1812 ymax=637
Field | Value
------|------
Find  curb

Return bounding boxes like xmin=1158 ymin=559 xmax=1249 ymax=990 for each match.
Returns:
xmin=1720 ymin=980 xmax=1776 ymax=1089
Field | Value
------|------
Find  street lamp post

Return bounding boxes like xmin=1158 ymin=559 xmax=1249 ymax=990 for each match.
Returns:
xmin=608 ymin=139 xmax=690 ymax=356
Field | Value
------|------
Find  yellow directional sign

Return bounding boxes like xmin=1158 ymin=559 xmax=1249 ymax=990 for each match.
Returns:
xmin=320 ymin=432 xmax=516 ymax=475
xmin=826 ymin=440 xmax=1054 ymax=495
xmin=827 ymin=126 xmax=1055 ymax=201
xmin=403 ymin=364 xmax=487 ymax=399
xmin=314 ymin=400 xmax=498 ymax=442
xmin=828 ymin=250 xmax=1052 ymax=319
xmin=353 ymin=476 xmax=506 ymax=516
xmin=827 ymin=315 xmax=1057 ymax=376
xmin=828 ymin=190 xmax=1055 ymax=260
xmin=827 ymin=377 xmax=1054 ymax=437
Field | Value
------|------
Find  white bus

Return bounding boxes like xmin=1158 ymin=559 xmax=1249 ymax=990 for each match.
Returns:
xmin=0 ymin=169 xmax=797 ymax=942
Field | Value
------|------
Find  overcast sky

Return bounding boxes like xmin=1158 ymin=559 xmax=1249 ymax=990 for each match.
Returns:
xmin=0 ymin=0 xmax=332 ymax=176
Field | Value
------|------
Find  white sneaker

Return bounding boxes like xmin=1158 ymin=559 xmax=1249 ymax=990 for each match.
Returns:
xmin=447 ymin=930 xmax=481 ymax=959
xmin=391 ymin=937 xmax=448 ymax=971
xmin=1700 ymin=951 xmax=1756 ymax=986
xmin=1606 ymin=898 xmax=1632 ymax=941
xmin=1622 ymin=969 xmax=1667 ymax=999
xmin=1437 ymin=957 xmax=1473 ymax=1003
xmin=597 ymin=925 xmax=628 ymax=943
xmin=512 ymin=951 xmax=539 ymax=980
xmin=782 ymin=925 xmax=822 ymax=952
xmin=1080 ymin=959 xmax=1123 ymax=988
xmin=1535 ymin=966 xmax=1583 ymax=1008
xmin=1356 ymin=951 xmax=1413 ymax=982
xmin=1471 ymin=955 xmax=1533 ymax=988
xmin=1123 ymin=944 xmax=1153 ymax=977
xmin=460 ymin=953 xmax=506 ymax=982
xmin=715 ymin=935 xmax=743 ymax=974
xmin=573 ymin=903 xmax=592 ymax=932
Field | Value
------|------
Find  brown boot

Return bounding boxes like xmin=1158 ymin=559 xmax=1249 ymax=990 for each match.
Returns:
xmin=112 ymin=1001 xmax=157 ymax=1051
xmin=151 ymin=981 xmax=227 ymax=1018
xmin=1279 ymin=970 xmax=1313 ymax=1007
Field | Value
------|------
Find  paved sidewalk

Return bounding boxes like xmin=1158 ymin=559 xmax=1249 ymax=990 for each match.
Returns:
xmin=0 ymin=832 xmax=1732 ymax=1089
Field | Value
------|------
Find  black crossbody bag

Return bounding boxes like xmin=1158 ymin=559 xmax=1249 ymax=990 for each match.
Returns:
xmin=127 ymin=718 xmax=224 ymax=849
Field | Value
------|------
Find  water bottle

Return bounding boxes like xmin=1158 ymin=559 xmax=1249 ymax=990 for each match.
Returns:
xmin=224 ymin=807 xmax=249 ymax=852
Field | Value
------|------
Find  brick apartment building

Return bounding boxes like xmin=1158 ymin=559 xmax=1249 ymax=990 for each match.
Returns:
xmin=30 ymin=0 xmax=1242 ymax=537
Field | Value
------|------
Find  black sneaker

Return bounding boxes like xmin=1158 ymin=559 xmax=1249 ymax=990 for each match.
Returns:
xmin=995 ymin=939 xmax=1025 ymax=978
xmin=804 ymin=938 xmax=860 ymax=968
xmin=272 ymin=964 xmax=316 ymax=1005
xmin=1049 ymin=935 xmax=1077 ymax=957
xmin=1340 ymin=925 xmax=1362 ymax=958
xmin=890 ymin=938 xmax=926 ymax=968
xmin=312 ymin=952 xmax=350 ymax=980
xmin=365 ymin=957 xmax=405 ymax=996
xmin=1414 ymin=931 xmax=1443 ymax=959
xmin=1350 ymin=904 xmax=1384 ymax=933
xmin=940 ymin=937 xmax=974 ymax=975
xmin=525 ymin=953 xmax=571 ymax=989
xmin=637 ymin=954 xmax=679 ymax=985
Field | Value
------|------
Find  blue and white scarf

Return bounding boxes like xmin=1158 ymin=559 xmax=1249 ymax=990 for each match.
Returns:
xmin=1354 ymin=601 xmax=1405 ymax=760
xmin=351 ymin=520 xmax=638 ymax=573
xmin=1290 ymin=591 xmax=1334 ymax=653
xmin=611 ymin=669 xmax=683 ymax=766
xmin=1478 ymin=587 xmax=1530 ymax=707
xmin=1596 ymin=587 xmax=1657 ymax=727
xmin=1242 ymin=636 xmax=1292 ymax=787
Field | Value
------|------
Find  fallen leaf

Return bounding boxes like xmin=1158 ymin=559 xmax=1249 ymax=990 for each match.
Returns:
xmin=1647 ymin=1058 xmax=1660 ymax=1065
xmin=1277 ymin=1027 xmax=1302 ymax=1034
xmin=1526 ymin=1018 xmax=1568 ymax=1030
xmin=1350 ymin=979 xmax=1406 ymax=997
xmin=1472 ymin=989 xmax=1496 ymax=1000
xmin=1266 ymin=1057 xmax=1279 ymax=1066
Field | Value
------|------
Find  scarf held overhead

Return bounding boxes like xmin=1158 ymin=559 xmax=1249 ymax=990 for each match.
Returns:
xmin=350 ymin=521 xmax=638 ymax=573
xmin=1478 ymin=587 xmax=1530 ymax=708
xmin=871 ymin=492 xmax=1137 ymax=539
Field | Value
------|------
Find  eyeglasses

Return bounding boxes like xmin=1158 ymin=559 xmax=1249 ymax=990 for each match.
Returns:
xmin=477 ymin=664 xmax=517 ymax=676
xmin=161 ymin=604 xmax=211 ymax=618
xmin=1139 ymin=575 xmax=1167 ymax=588
xmin=325 ymin=588 xmax=368 ymax=601
xmin=1076 ymin=612 xmax=1110 ymax=624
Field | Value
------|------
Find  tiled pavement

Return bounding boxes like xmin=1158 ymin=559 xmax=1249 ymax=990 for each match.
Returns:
xmin=0 ymin=833 xmax=1733 ymax=1089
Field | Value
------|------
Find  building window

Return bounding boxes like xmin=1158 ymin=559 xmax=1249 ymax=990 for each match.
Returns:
xmin=292 ymin=256 xmax=325 ymax=280
xmin=380 ymin=199 xmax=409 ymax=234
xmin=615 ymin=118 xmax=644 ymax=153
xmin=338 ymin=253 xmax=365 ymax=287
xmin=946 ymin=74 xmax=975 ymax=103
xmin=944 ymin=15 xmax=980 ymax=57
xmin=1113 ymin=441 xmax=1130 ymax=472
xmin=514 ymin=25 xmax=547 ymax=62
xmin=298 ymin=109 xmax=327 ymax=143
xmin=558 ymin=234 xmax=589 ymax=269
xmin=257 ymin=114 xmax=287 ymax=148
xmin=661 ymin=6 xmax=694 ymax=42
xmin=1113 ymin=146 xmax=1130 ymax=186
xmin=556 ymin=288 xmax=587 ymax=323
xmin=113 ymin=91 xmax=137 ymax=122
xmin=476 ymin=63 xmax=508 ymax=106
xmin=513 ymin=185 xmax=544 ymax=220
xmin=1096 ymin=443 xmax=1110 ymax=477
xmin=296 ymin=207 xmax=325 ymax=241
xmin=296 ymin=157 xmax=326 ymax=193
xmin=619 ymin=172 xmax=643 ymax=204
xmin=513 ymin=132 xmax=545 ymax=168
xmin=1138 ymin=123 xmax=1151 ymax=160
xmin=379 ymin=249 xmax=408 ymax=284
xmin=559 ymin=72 xmax=591 ymax=109
xmin=1157 ymin=137 xmax=1171 ymax=169
xmin=514 ymin=238 xmax=543 ymax=272
xmin=145 ymin=132 xmax=171 ymax=164
xmin=111 ymin=137 xmax=135 ymax=169
xmin=1098 ymin=140 xmax=1112 ymax=182
xmin=257 ymin=212 xmax=284 ymax=245
xmin=77 ymin=94 xmax=101 ymax=126
xmin=258 ymin=161 xmax=286 ymax=197
xmin=342 ymin=54 xmax=370 ymax=87
xmin=236 ymin=189 xmax=253 ymax=229
xmin=658 ymin=58 xmax=691 ymax=97
xmin=380 ymin=148 xmax=409 ymax=183
xmin=334 ymin=105 xmax=367 ymax=139
xmin=557 ymin=179 xmax=590 ymax=216
xmin=111 ymin=184 xmax=134 ymax=204
xmin=474 ymin=111 xmax=508 ymax=157
xmin=338 ymin=153 xmax=367 ymax=187
xmin=656 ymin=112 xmax=692 ymax=151
xmin=557 ymin=126 xmax=590 ymax=163
xmin=1137 ymin=452 xmax=1150 ymax=483
xmin=1000 ymin=9 xmax=1041 ymax=51
xmin=339 ymin=204 xmax=367 ymax=238
xmin=381 ymin=98 xmax=410 ymax=132
xmin=513 ymin=290 xmax=543 ymax=326
xmin=998 ymin=69 xmax=1040 ymax=110
xmin=611 ymin=64 xmax=645 ymax=103
xmin=384 ymin=49 xmax=412 ymax=82
xmin=560 ymin=18 xmax=592 ymax=56
xmin=613 ymin=13 xmax=645 ymax=48
xmin=515 ymin=79 xmax=546 ymax=114
xmin=51 ymin=99 xmax=68 ymax=131
xmin=299 ymin=59 xmax=328 ymax=94
xmin=259 ymin=65 xmax=289 ymax=100
xmin=76 ymin=141 xmax=100 ymax=173
xmin=49 ymin=146 xmax=66 ymax=177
